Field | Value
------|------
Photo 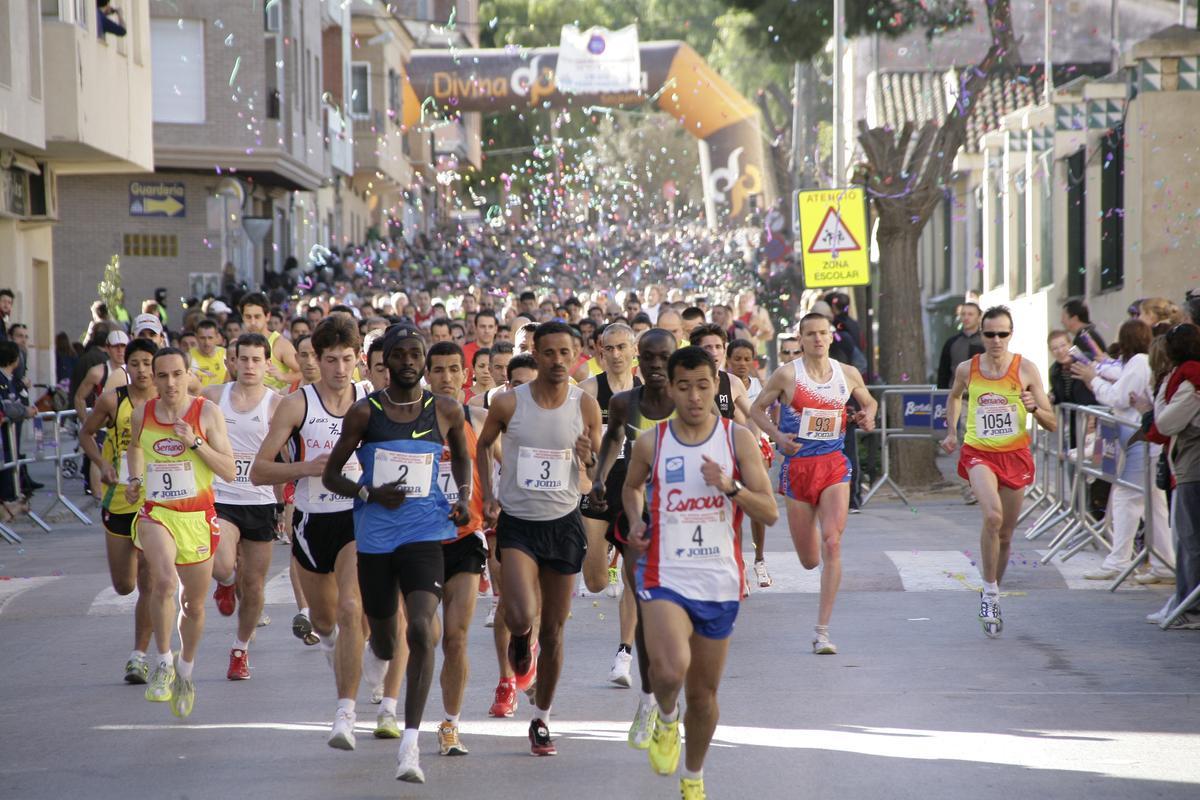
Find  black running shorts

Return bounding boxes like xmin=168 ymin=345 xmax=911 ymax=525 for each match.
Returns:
xmin=496 ymin=509 xmax=587 ymax=575
xmin=443 ymin=533 xmax=487 ymax=581
xmin=216 ymin=502 xmax=278 ymax=543
xmin=292 ymin=509 xmax=355 ymax=574
xmin=358 ymin=540 xmax=445 ymax=618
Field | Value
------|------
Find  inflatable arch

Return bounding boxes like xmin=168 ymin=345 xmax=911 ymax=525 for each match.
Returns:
xmin=402 ymin=41 xmax=775 ymax=225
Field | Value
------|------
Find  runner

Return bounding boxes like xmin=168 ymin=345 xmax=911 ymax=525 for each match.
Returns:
xmin=240 ymin=292 xmax=301 ymax=392
xmin=423 ymin=340 xmax=487 ymax=757
xmin=750 ymin=312 xmax=877 ymax=655
xmin=283 ymin=333 xmax=320 ymax=645
xmin=578 ymin=323 xmax=641 ymax=686
xmin=940 ymin=306 xmax=1055 ymax=637
xmin=464 ymin=348 xmax=493 ymax=403
xmin=203 ymin=333 xmax=283 ymax=680
xmin=726 ymin=338 xmax=773 ymax=587
xmin=77 ymin=338 xmax=158 ymax=683
xmin=476 ymin=321 xmax=603 ymax=755
xmin=590 ymin=328 xmax=677 ymax=747
xmin=125 ymin=347 xmax=237 ymax=717
xmin=189 ymin=319 xmax=228 ymax=389
xmin=688 ymin=324 xmax=754 ymax=426
xmin=249 ymin=314 xmax=370 ymax=748
xmin=323 ymin=324 xmax=472 ymax=783
xmin=623 ymin=345 xmax=777 ymax=800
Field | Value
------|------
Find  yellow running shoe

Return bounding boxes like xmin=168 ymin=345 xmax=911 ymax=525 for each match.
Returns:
xmin=374 ymin=711 xmax=401 ymax=739
xmin=648 ymin=715 xmax=681 ymax=776
xmin=144 ymin=661 xmax=174 ymax=703
xmin=437 ymin=720 xmax=469 ymax=755
xmin=680 ymin=776 xmax=707 ymax=799
xmin=170 ymin=658 xmax=195 ymax=718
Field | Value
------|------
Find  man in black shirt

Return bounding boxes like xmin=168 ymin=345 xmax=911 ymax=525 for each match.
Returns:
xmin=937 ymin=303 xmax=985 ymax=389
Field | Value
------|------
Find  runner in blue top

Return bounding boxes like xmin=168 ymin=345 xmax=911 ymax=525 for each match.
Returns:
xmin=324 ymin=323 xmax=471 ymax=785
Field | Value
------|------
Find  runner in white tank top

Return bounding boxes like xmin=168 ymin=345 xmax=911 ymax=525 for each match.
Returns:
xmin=200 ymin=333 xmax=284 ymax=681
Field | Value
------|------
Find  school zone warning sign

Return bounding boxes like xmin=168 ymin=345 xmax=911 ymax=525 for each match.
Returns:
xmin=797 ymin=188 xmax=870 ymax=288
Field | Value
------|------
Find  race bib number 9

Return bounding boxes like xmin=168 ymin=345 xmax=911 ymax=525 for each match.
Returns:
xmin=517 ymin=447 xmax=572 ymax=492
xmin=373 ymin=450 xmax=434 ymax=497
xmin=663 ymin=517 xmax=727 ymax=561
xmin=798 ymin=408 xmax=842 ymax=441
xmin=976 ymin=405 xmax=1018 ymax=439
xmin=146 ymin=462 xmax=197 ymax=501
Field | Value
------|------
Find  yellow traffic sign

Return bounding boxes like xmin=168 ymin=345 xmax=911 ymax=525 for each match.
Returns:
xmin=797 ymin=188 xmax=869 ymax=287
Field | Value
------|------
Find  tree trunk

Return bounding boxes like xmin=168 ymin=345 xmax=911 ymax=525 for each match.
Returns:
xmin=875 ymin=217 xmax=943 ymax=487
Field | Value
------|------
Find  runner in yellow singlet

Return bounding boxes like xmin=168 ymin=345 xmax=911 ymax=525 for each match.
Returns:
xmin=126 ymin=347 xmax=236 ymax=717
xmin=941 ymin=306 xmax=1056 ymax=638
xmin=78 ymin=338 xmax=159 ymax=685
xmin=189 ymin=318 xmax=228 ymax=389
xmin=240 ymin=292 xmax=301 ymax=391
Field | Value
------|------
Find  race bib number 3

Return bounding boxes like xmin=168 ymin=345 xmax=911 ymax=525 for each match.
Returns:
xmin=517 ymin=447 xmax=572 ymax=492
xmin=373 ymin=450 xmax=434 ymax=497
xmin=146 ymin=462 xmax=197 ymax=501
xmin=976 ymin=405 xmax=1018 ymax=439
xmin=799 ymin=408 xmax=842 ymax=441
xmin=663 ymin=517 xmax=727 ymax=561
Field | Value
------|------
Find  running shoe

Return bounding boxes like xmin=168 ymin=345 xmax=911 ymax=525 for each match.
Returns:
xmin=979 ymin=593 xmax=1003 ymax=638
xmin=226 ymin=648 xmax=250 ymax=681
xmin=257 ymin=613 xmax=270 ymax=627
xmin=509 ymin=636 xmax=539 ymax=693
xmin=370 ymin=685 xmax=385 ymax=704
xmin=292 ymin=611 xmax=320 ymax=646
xmin=1146 ymin=598 xmax=1174 ymax=624
xmin=213 ymin=581 xmax=237 ymax=616
xmin=753 ymin=560 xmax=772 ymax=588
xmin=362 ymin=643 xmax=389 ymax=702
xmin=123 ymin=655 xmax=149 ymax=685
xmin=607 ymin=565 xmax=620 ymax=598
xmin=170 ymin=658 xmax=195 ymax=718
xmin=680 ymin=777 xmax=708 ymax=800
xmin=647 ymin=714 xmax=681 ymax=775
xmin=529 ymin=717 xmax=556 ymax=756
xmin=374 ymin=711 xmax=401 ymax=739
xmin=478 ymin=564 xmax=491 ymax=595
xmin=438 ymin=720 xmax=469 ymax=756
xmin=144 ymin=661 xmax=174 ymax=703
xmin=609 ymin=648 xmax=633 ymax=688
xmin=396 ymin=741 xmax=426 ymax=783
xmin=628 ymin=700 xmax=657 ymax=750
xmin=489 ymin=679 xmax=518 ymax=717
xmin=328 ymin=708 xmax=357 ymax=750
xmin=484 ymin=598 xmax=498 ymax=628
xmin=812 ymin=631 xmax=838 ymax=655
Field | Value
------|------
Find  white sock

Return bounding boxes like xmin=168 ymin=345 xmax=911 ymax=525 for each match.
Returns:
xmin=177 ymin=658 xmax=194 ymax=681
xmin=130 ymin=649 xmax=145 ymax=662
xmin=337 ymin=698 xmax=355 ymax=715
xmin=219 ymin=570 xmax=236 ymax=587
xmin=659 ymin=704 xmax=679 ymax=723
xmin=815 ymin=624 xmax=830 ymax=638
xmin=233 ymin=639 xmax=249 ymax=652
xmin=444 ymin=712 xmax=460 ymax=724
xmin=379 ymin=697 xmax=398 ymax=716
xmin=158 ymin=650 xmax=172 ymax=666
xmin=534 ymin=705 xmax=552 ymax=724
xmin=299 ymin=606 xmax=310 ymax=618
xmin=681 ymin=767 xmax=704 ymax=780
xmin=983 ymin=581 xmax=999 ymax=596
xmin=640 ymin=691 xmax=655 ymax=709
xmin=401 ymin=728 xmax=420 ymax=749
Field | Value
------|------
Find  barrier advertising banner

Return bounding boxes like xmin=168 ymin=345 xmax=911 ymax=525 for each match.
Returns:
xmin=901 ymin=393 xmax=949 ymax=433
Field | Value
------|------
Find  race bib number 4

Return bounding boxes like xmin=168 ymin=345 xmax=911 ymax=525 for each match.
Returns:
xmin=517 ymin=447 xmax=572 ymax=491
xmin=146 ymin=462 xmax=197 ymax=502
xmin=663 ymin=517 xmax=727 ymax=561
xmin=373 ymin=450 xmax=434 ymax=497
xmin=976 ymin=405 xmax=1018 ymax=439
xmin=798 ymin=408 xmax=842 ymax=441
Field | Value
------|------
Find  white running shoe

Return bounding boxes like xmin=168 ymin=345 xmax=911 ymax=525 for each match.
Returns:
xmin=608 ymin=648 xmax=633 ymax=688
xmin=627 ymin=699 xmax=657 ymax=750
xmin=362 ymin=644 xmax=389 ymax=704
xmin=328 ymin=708 xmax=356 ymax=750
xmin=606 ymin=565 xmax=620 ymax=598
xmin=396 ymin=741 xmax=425 ymax=783
xmin=1146 ymin=598 xmax=1174 ymax=625
xmin=485 ymin=598 xmax=497 ymax=628
xmin=979 ymin=593 xmax=1003 ymax=638
xmin=753 ymin=560 xmax=772 ymax=588
xmin=812 ymin=631 xmax=838 ymax=655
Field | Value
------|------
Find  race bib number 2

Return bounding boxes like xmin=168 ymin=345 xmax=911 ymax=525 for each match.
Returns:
xmin=146 ymin=462 xmax=197 ymax=501
xmin=373 ymin=450 xmax=434 ymax=497
xmin=517 ymin=447 xmax=572 ymax=491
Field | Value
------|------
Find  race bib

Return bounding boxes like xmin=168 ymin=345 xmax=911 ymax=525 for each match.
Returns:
xmin=438 ymin=456 xmax=461 ymax=503
xmin=798 ymin=408 xmax=842 ymax=441
xmin=116 ymin=454 xmax=131 ymax=485
xmin=304 ymin=456 xmax=361 ymax=501
xmin=976 ymin=404 xmax=1018 ymax=439
xmin=663 ymin=516 xmax=728 ymax=561
xmin=146 ymin=461 xmax=197 ymax=502
xmin=373 ymin=450 xmax=434 ymax=497
xmin=517 ymin=447 xmax=573 ymax=492
xmin=233 ymin=452 xmax=255 ymax=485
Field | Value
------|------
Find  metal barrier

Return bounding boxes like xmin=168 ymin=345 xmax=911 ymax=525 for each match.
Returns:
xmin=860 ymin=386 xmax=947 ymax=508
xmin=0 ymin=409 xmax=93 ymax=544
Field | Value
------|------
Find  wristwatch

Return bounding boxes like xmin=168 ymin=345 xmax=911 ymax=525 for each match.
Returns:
xmin=190 ymin=435 xmax=203 ymax=450
xmin=723 ymin=479 xmax=744 ymax=498
xmin=358 ymin=485 xmax=371 ymax=502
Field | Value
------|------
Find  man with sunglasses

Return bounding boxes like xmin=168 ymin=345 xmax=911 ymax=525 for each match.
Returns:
xmin=940 ymin=306 xmax=1056 ymax=638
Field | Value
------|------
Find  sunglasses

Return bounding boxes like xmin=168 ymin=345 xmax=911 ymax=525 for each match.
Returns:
xmin=982 ymin=331 xmax=1012 ymax=339
xmin=780 ymin=349 xmax=801 ymax=356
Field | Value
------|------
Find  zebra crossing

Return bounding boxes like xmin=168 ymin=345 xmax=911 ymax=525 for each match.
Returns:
xmin=0 ymin=546 xmax=1162 ymax=621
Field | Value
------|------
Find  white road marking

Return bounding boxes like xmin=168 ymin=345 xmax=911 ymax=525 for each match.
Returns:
xmin=89 ymin=568 xmax=296 ymax=616
xmin=1040 ymin=549 xmax=1147 ymax=591
xmin=0 ymin=576 xmax=61 ymax=614
xmin=885 ymin=550 xmax=976 ymax=591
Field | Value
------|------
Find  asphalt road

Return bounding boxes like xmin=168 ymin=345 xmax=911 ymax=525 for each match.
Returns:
xmin=1 ymin=473 xmax=1197 ymax=800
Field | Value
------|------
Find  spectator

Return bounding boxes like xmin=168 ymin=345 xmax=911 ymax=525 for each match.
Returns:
xmin=97 ymin=2 xmax=127 ymax=37
xmin=937 ymin=302 xmax=985 ymax=389
xmin=1138 ymin=297 xmax=1180 ymax=329
xmin=55 ymin=332 xmax=78 ymax=386
xmin=1071 ymin=319 xmax=1172 ymax=582
xmin=1061 ymin=298 xmax=1108 ymax=359
xmin=0 ymin=289 xmax=13 ymax=343
xmin=0 ymin=341 xmax=35 ymax=516
xmin=823 ymin=291 xmax=864 ymax=352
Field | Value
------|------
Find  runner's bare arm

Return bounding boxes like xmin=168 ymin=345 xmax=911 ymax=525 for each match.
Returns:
xmin=1020 ymin=360 xmax=1058 ymax=432
xmin=78 ymin=391 xmax=118 ymax=483
xmin=190 ymin=400 xmax=237 ymax=482
xmin=436 ymin=395 xmax=472 ymax=526
xmin=842 ymin=365 xmax=878 ymax=432
xmin=250 ymin=392 xmax=320 ymax=485
xmin=591 ymin=390 xmax=630 ymax=502
xmin=940 ymin=361 xmax=971 ymax=453
xmin=720 ymin=426 xmax=780 ymax=526
xmin=199 ymin=384 xmax=223 ymax=404
xmin=322 ymin=400 xmax=372 ymax=500
xmin=728 ymin=378 xmax=760 ymax=435
xmin=476 ymin=390 xmax=516 ymax=524
xmin=620 ymin=432 xmax=655 ymax=554
xmin=578 ymin=393 xmax=604 ymax=483
xmin=750 ymin=363 xmax=800 ymax=454
xmin=124 ymin=405 xmax=146 ymax=505
xmin=267 ymin=337 xmax=303 ymax=386
xmin=74 ymin=364 xmax=102 ymax=420
xmin=579 ymin=374 xmax=599 ymax=399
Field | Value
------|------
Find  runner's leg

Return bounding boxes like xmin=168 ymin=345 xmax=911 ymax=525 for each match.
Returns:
xmin=402 ymin=590 xmax=441 ymax=731
xmin=212 ymin=517 xmax=239 ymax=585
xmin=621 ymin=546 xmax=652 ymax=693
xmin=969 ymin=465 xmax=1005 ymax=585
xmin=137 ymin=520 xmax=179 ymax=656
xmin=640 ymin=599 xmax=693 ymax=720
xmin=581 ymin=517 xmax=611 ymax=593
xmin=532 ymin=567 xmax=574 ymax=712
xmin=236 ymin=539 xmax=273 ymax=645
xmin=814 ymin=482 xmax=850 ymax=627
xmin=441 ymin=570 xmax=480 ymax=719
xmin=995 ymin=485 xmax=1025 ymax=585
xmin=177 ymin=557 xmax=215 ymax=664
xmin=682 ymin=633 xmax=732 ymax=773
xmin=134 ymin=552 xmax=153 ymax=652
xmin=786 ymin=499 xmax=820 ymax=569
xmin=332 ymin=544 xmax=364 ymax=701
xmin=105 ymin=532 xmax=138 ymax=595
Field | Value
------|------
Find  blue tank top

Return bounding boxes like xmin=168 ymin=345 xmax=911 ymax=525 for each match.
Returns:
xmin=353 ymin=390 xmax=454 ymax=553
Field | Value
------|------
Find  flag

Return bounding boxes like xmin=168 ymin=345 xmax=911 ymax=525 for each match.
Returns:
xmin=555 ymin=24 xmax=641 ymax=95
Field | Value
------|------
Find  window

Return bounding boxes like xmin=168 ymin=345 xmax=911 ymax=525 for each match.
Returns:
xmin=1066 ymin=148 xmax=1086 ymax=297
xmin=28 ymin=0 xmax=41 ymax=100
xmin=151 ymin=19 xmax=206 ymax=123
xmin=123 ymin=233 xmax=180 ymax=258
xmin=1099 ymin=126 xmax=1124 ymax=291
xmin=388 ymin=68 xmax=400 ymax=122
xmin=1 ymin=2 xmax=11 ymax=88
xmin=264 ymin=0 xmax=280 ymax=32
xmin=265 ymin=36 xmax=280 ymax=119
xmin=74 ymin=0 xmax=86 ymax=30
xmin=1037 ymin=153 xmax=1054 ymax=290
xmin=351 ymin=62 xmax=370 ymax=117
xmin=989 ymin=165 xmax=1003 ymax=290
xmin=1013 ymin=170 xmax=1027 ymax=296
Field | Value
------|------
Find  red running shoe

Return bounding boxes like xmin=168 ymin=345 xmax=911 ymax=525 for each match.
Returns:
xmin=529 ymin=718 xmax=556 ymax=756
xmin=489 ymin=679 xmax=517 ymax=717
xmin=213 ymin=582 xmax=237 ymax=616
xmin=226 ymin=648 xmax=250 ymax=680
xmin=478 ymin=565 xmax=491 ymax=596
xmin=509 ymin=637 xmax=539 ymax=694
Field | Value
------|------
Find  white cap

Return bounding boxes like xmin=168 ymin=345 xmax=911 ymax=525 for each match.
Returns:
xmin=209 ymin=300 xmax=232 ymax=315
xmin=106 ymin=330 xmax=131 ymax=346
xmin=133 ymin=313 xmax=164 ymax=336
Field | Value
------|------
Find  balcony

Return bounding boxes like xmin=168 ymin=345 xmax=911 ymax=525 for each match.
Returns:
xmin=325 ymin=104 xmax=354 ymax=177
xmin=354 ymin=110 xmax=413 ymax=187
xmin=40 ymin=2 xmax=153 ymax=173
